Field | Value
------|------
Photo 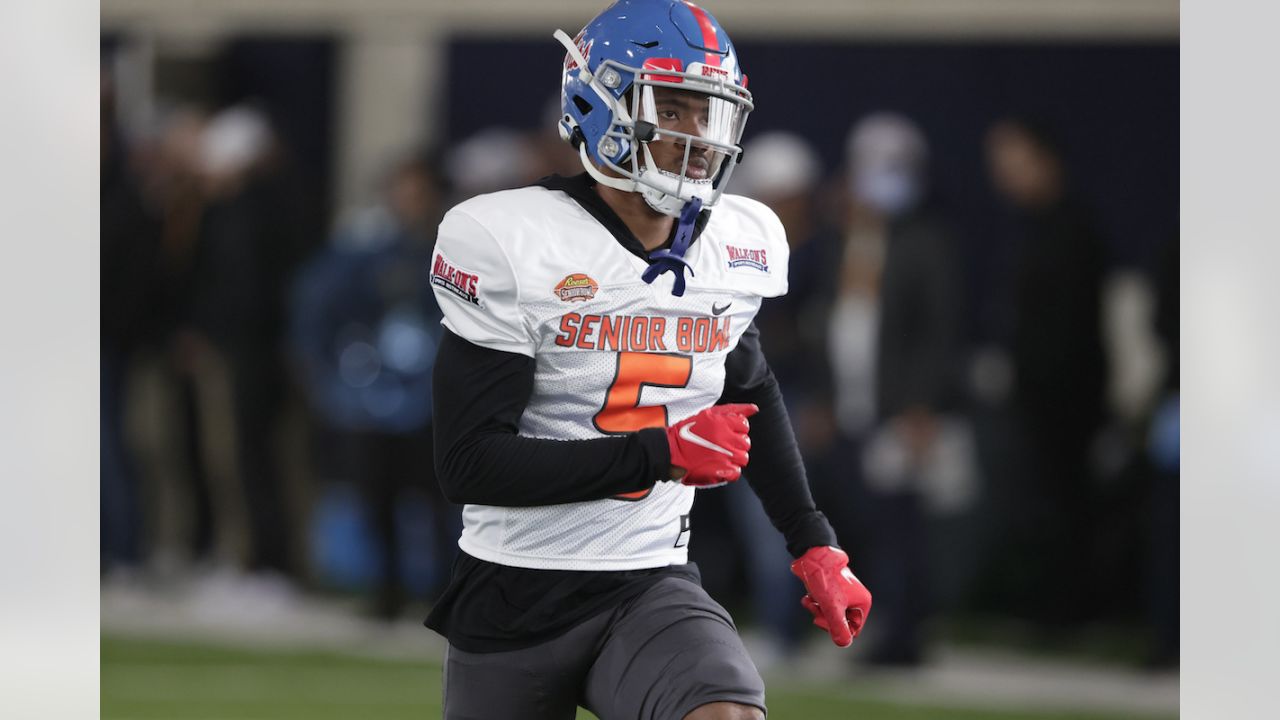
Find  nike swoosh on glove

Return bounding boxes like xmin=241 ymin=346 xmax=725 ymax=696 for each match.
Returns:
xmin=665 ymin=403 xmax=758 ymax=487
xmin=791 ymin=546 xmax=873 ymax=647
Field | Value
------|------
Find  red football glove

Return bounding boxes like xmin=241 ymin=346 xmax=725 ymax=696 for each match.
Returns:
xmin=790 ymin=546 xmax=872 ymax=648
xmin=665 ymin=403 xmax=758 ymax=487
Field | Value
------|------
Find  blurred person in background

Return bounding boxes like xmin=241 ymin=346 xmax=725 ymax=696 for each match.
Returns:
xmin=798 ymin=123 xmax=888 ymax=565
xmin=730 ymin=131 xmax=831 ymax=400
xmin=984 ymin=116 xmax=1109 ymax=630
xmin=824 ymin=112 xmax=967 ymax=666
xmin=445 ymin=126 xmax=540 ymax=203
xmin=101 ymin=64 xmax=163 ymax=578
xmin=140 ymin=105 xmax=225 ymax=574
xmin=290 ymin=150 xmax=459 ymax=619
xmin=181 ymin=104 xmax=311 ymax=596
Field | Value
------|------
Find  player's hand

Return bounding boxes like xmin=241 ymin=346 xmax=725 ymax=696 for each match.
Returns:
xmin=791 ymin=546 xmax=872 ymax=648
xmin=665 ymin=403 xmax=758 ymax=487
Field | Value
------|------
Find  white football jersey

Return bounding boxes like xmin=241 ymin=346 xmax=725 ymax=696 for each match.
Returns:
xmin=430 ymin=183 xmax=788 ymax=571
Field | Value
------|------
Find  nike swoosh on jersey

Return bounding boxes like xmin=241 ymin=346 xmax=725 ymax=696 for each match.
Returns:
xmin=679 ymin=422 xmax=735 ymax=456
xmin=712 ymin=302 xmax=732 ymax=316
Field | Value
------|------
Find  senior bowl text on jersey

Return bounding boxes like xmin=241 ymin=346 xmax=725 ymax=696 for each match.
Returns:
xmin=554 ymin=312 xmax=732 ymax=354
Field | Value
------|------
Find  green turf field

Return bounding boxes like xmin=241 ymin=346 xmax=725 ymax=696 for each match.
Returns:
xmin=102 ymin=636 xmax=1171 ymax=720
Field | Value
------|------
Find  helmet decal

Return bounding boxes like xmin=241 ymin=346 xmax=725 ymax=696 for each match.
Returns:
xmin=565 ymin=29 xmax=592 ymax=72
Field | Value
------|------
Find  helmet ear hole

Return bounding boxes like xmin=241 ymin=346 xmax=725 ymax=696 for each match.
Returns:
xmin=572 ymin=95 xmax=593 ymax=116
xmin=558 ymin=119 xmax=586 ymax=150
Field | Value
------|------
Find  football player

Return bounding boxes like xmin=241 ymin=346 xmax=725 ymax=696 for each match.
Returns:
xmin=426 ymin=2 xmax=872 ymax=718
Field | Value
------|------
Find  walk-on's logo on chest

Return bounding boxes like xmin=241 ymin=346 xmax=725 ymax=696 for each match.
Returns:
xmin=553 ymin=273 xmax=599 ymax=302
xmin=431 ymin=253 xmax=481 ymax=306
xmin=726 ymin=245 xmax=769 ymax=272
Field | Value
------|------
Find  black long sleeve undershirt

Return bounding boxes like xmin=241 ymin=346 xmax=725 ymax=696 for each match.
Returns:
xmin=719 ymin=322 xmax=840 ymax=558
xmin=432 ymin=329 xmax=670 ymax=506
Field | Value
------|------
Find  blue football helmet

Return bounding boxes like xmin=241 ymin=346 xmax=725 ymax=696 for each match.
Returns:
xmin=555 ymin=0 xmax=753 ymax=217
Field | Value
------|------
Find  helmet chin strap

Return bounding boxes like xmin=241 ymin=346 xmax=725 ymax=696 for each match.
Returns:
xmin=641 ymin=196 xmax=702 ymax=296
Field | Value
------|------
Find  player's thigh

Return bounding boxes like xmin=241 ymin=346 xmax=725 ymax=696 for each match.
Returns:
xmin=583 ymin=577 xmax=766 ymax=720
xmin=443 ymin=639 xmax=585 ymax=720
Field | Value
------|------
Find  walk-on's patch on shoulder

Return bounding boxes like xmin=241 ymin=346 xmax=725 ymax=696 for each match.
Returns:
xmin=431 ymin=251 xmax=483 ymax=307
xmin=725 ymin=244 xmax=770 ymax=273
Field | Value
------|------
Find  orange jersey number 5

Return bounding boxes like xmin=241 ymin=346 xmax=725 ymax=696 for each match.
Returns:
xmin=593 ymin=352 xmax=693 ymax=499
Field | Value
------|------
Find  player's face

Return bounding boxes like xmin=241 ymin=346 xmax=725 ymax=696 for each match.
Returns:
xmin=648 ymin=87 xmax=713 ymax=179
xmin=636 ymin=85 xmax=743 ymax=183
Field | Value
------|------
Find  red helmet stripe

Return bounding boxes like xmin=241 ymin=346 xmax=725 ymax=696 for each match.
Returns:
xmin=684 ymin=2 xmax=722 ymax=67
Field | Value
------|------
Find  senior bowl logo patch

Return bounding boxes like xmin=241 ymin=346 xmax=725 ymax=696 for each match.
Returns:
xmin=726 ymin=245 xmax=769 ymax=273
xmin=554 ymin=273 xmax=600 ymax=302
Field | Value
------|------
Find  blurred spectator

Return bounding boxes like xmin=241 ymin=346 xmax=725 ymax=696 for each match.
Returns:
xmin=101 ymin=65 xmax=162 ymax=576
xmin=792 ymin=128 xmax=889 ymax=597
xmin=730 ymin=131 xmax=831 ymax=401
xmin=445 ymin=126 xmax=540 ymax=202
xmin=848 ymin=113 xmax=967 ymax=666
xmin=801 ymin=113 xmax=970 ymax=666
xmin=291 ymin=150 xmax=459 ymax=618
xmin=185 ymin=104 xmax=310 ymax=581
xmin=140 ymin=105 xmax=222 ymax=570
xmin=984 ymin=116 xmax=1110 ymax=629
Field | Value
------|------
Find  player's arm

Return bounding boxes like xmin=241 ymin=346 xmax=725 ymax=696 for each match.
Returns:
xmin=718 ymin=321 xmax=837 ymax=556
xmin=719 ymin=321 xmax=872 ymax=646
xmin=432 ymin=329 xmax=670 ymax=506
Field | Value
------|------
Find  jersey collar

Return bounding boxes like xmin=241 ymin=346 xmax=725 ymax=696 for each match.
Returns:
xmin=534 ymin=173 xmax=711 ymax=263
